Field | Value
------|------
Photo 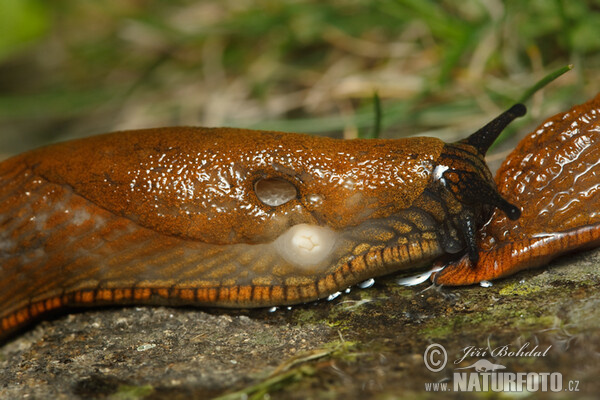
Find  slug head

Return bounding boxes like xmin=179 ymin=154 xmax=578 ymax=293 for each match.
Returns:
xmin=464 ymin=103 xmax=526 ymax=221
xmin=432 ymin=104 xmax=526 ymax=263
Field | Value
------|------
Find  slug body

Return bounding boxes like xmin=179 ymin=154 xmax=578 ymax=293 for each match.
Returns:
xmin=435 ymin=94 xmax=600 ymax=285
xmin=0 ymin=107 xmax=524 ymax=341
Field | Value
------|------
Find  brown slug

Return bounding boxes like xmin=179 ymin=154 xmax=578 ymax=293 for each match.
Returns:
xmin=0 ymin=104 xmax=524 ymax=341
xmin=434 ymin=93 xmax=600 ymax=285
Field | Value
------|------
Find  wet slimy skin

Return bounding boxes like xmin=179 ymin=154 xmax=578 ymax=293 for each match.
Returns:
xmin=0 ymin=106 xmax=524 ymax=341
xmin=435 ymin=94 xmax=600 ymax=285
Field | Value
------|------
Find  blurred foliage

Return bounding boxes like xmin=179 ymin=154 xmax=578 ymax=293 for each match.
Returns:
xmin=0 ymin=0 xmax=599 ymax=156
xmin=0 ymin=0 xmax=49 ymax=62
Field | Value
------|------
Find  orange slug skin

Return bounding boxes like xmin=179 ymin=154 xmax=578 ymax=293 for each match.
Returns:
xmin=0 ymin=107 xmax=525 ymax=341
xmin=435 ymin=93 xmax=600 ymax=285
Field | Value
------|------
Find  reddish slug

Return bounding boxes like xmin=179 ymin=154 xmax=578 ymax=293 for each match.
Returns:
xmin=0 ymin=104 xmax=524 ymax=340
xmin=435 ymin=93 xmax=600 ymax=285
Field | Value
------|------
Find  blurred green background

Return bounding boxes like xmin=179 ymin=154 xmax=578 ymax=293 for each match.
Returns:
xmin=1 ymin=0 xmax=599 ymax=160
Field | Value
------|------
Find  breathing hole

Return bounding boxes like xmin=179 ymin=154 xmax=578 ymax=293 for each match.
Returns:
xmin=255 ymin=177 xmax=298 ymax=206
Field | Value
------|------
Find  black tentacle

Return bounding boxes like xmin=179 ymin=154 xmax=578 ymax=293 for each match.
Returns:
xmin=463 ymin=104 xmax=526 ymax=155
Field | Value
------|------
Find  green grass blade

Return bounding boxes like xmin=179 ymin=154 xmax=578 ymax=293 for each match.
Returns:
xmin=517 ymin=64 xmax=573 ymax=104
